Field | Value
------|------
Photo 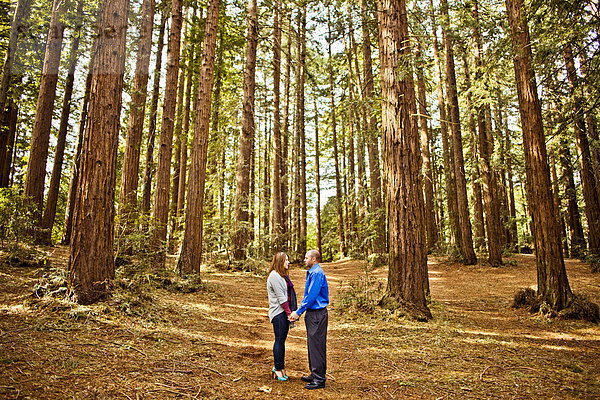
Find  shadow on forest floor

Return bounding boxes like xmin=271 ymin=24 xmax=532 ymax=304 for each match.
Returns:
xmin=1 ymin=247 xmax=599 ymax=399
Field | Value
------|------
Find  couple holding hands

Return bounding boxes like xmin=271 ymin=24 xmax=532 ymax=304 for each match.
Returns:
xmin=266 ymin=250 xmax=329 ymax=390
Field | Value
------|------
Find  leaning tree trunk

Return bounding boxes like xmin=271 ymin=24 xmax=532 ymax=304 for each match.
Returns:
xmin=118 ymin=0 xmax=155 ymax=233
xmin=151 ymin=0 xmax=184 ymax=266
xmin=440 ymin=0 xmax=476 ymax=265
xmin=23 ymin=0 xmax=65 ymax=221
xmin=564 ymin=44 xmax=600 ymax=258
xmin=68 ymin=0 xmax=130 ymax=304
xmin=232 ymin=0 xmax=258 ymax=261
xmin=40 ymin=2 xmax=84 ymax=244
xmin=505 ymin=0 xmax=571 ymax=310
xmin=177 ymin=0 xmax=219 ymax=274
xmin=377 ymin=0 xmax=431 ymax=321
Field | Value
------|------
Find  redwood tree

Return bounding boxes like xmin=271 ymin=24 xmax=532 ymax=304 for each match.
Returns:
xmin=68 ymin=0 xmax=130 ymax=304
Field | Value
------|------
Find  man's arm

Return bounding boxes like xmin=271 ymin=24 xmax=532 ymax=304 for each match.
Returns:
xmin=295 ymin=272 xmax=325 ymax=316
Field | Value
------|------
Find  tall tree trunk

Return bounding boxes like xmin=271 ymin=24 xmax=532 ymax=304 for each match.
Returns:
xmin=314 ymin=99 xmax=322 ymax=257
xmin=416 ymin=40 xmax=438 ymax=252
xmin=141 ymin=12 xmax=167 ymax=219
xmin=328 ymin=5 xmax=346 ymax=257
xmin=377 ymin=0 xmax=430 ymax=321
xmin=233 ymin=0 xmax=258 ymax=261
xmin=151 ymin=0 xmax=184 ymax=265
xmin=505 ymin=0 xmax=571 ymax=310
xmin=344 ymin=31 xmax=357 ymax=242
xmin=68 ymin=0 xmax=130 ymax=304
xmin=429 ymin=0 xmax=458 ymax=250
xmin=564 ymin=44 xmax=600 ymax=257
xmin=0 ymin=0 xmax=33 ymax=111
xmin=40 ymin=3 xmax=84 ymax=244
xmin=440 ymin=0 xmax=476 ymax=265
xmin=61 ymin=57 xmax=93 ymax=245
xmin=550 ymin=153 xmax=569 ymax=256
xmin=24 ymin=0 xmax=65 ymax=221
xmin=0 ymin=101 xmax=17 ymax=187
xmin=281 ymin=12 xmax=292 ymax=244
xmin=298 ymin=4 xmax=307 ymax=257
xmin=473 ymin=0 xmax=502 ymax=266
xmin=361 ymin=0 xmax=385 ymax=254
xmin=177 ymin=0 xmax=219 ymax=273
xmin=271 ymin=0 xmax=283 ymax=251
xmin=118 ymin=0 xmax=155 ymax=234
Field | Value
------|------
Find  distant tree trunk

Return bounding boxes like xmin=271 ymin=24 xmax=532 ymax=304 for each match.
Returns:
xmin=314 ymin=99 xmax=322 ymax=257
xmin=298 ymin=4 xmax=307 ymax=257
xmin=281 ymin=12 xmax=292 ymax=244
xmin=430 ymin=0 xmax=458 ymax=249
xmin=141 ymin=12 xmax=167 ymax=219
xmin=462 ymin=52 xmax=485 ymax=250
xmin=416 ymin=40 xmax=438 ymax=252
xmin=151 ymin=0 xmax=184 ymax=265
xmin=580 ymin=48 xmax=600 ymax=203
xmin=506 ymin=0 xmax=571 ymax=310
xmin=0 ymin=101 xmax=17 ymax=187
xmin=271 ymin=0 xmax=283 ymax=251
xmin=232 ymin=0 xmax=258 ymax=261
xmin=68 ymin=0 xmax=130 ymax=304
xmin=440 ymin=0 xmax=476 ymax=265
xmin=40 ymin=3 xmax=84 ymax=244
xmin=328 ymin=5 xmax=346 ymax=257
xmin=564 ymin=44 xmax=600 ymax=257
xmin=344 ymin=32 xmax=357 ymax=242
xmin=0 ymin=0 xmax=33 ymax=112
xmin=473 ymin=0 xmax=501 ymax=266
xmin=118 ymin=0 xmax=155 ymax=234
xmin=361 ymin=0 xmax=385 ymax=254
xmin=61 ymin=56 xmax=93 ymax=245
xmin=177 ymin=0 xmax=219 ymax=273
xmin=24 ymin=0 xmax=65 ymax=221
xmin=377 ymin=0 xmax=431 ymax=321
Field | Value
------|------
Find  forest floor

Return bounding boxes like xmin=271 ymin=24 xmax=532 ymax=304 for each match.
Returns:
xmin=1 ymin=246 xmax=599 ymax=399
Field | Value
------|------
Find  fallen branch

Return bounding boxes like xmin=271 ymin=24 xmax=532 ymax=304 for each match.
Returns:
xmin=153 ymin=368 xmax=193 ymax=374
xmin=0 ymin=326 xmax=31 ymax=338
xmin=480 ymin=365 xmax=503 ymax=380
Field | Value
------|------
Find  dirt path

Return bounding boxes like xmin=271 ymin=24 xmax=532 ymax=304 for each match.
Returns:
xmin=1 ymin=249 xmax=599 ymax=399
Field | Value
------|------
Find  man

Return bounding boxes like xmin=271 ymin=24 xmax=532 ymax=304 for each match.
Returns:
xmin=289 ymin=249 xmax=329 ymax=390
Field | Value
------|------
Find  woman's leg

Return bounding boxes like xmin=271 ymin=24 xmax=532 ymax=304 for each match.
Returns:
xmin=272 ymin=312 xmax=290 ymax=370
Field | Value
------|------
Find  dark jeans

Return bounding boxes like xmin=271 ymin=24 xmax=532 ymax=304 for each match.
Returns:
xmin=305 ymin=308 xmax=328 ymax=383
xmin=272 ymin=311 xmax=290 ymax=370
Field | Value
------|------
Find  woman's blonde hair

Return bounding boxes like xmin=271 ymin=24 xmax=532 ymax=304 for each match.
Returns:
xmin=268 ymin=252 xmax=288 ymax=277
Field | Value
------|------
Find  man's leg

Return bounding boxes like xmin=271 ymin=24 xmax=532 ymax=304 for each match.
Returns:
xmin=306 ymin=308 xmax=328 ymax=384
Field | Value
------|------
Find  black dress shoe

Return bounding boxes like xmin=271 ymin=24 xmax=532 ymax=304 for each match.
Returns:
xmin=301 ymin=375 xmax=314 ymax=383
xmin=305 ymin=381 xmax=325 ymax=390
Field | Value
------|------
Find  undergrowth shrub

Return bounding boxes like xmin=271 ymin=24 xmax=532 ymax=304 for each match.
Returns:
xmin=512 ymin=287 xmax=599 ymax=323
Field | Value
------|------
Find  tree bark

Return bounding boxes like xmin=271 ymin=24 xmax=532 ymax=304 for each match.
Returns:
xmin=141 ymin=12 xmax=167 ymax=219
xmin=177 ymin=0 xmax=219 ymax=273
xmin=0 ymin=101 xmax=17 ymax=187
xmin=24 ymin=0 xmax=65 ymax=221
xmin=40 ymin=2 xmax=84 ymax=244
xmin=118 ymin=0 xmax=155 ymax=234
xmin=377 ymin=0 xmax=430 ymax=321
xmin=68 ymin=0 xmax=130 ymax=304
xmin=564 ymin=44 xmax=600 ymax=257
xmin=151 ymin=0 xmax=184 ymax=265
xmin=298 ymin=4 xmax=307 ymax=257
xmin=505 ymin=0 xmax=571 ymax=310
xmin=361 ymin=0 xmax=385 ymax=254
xmin=281 ymin=12 xmax=292 ymax=244
xmin=271 ymin=0 xmax=283 ymax=251
xmin=314 ymin=99 xmax=322 ymax=257
xmin=440 ymin=0 xmax=476 ymax=265
xmin=328 ymin=5 xmax=346 ymax=257
xmin=232 ymin=0 xmax=258 ymax=261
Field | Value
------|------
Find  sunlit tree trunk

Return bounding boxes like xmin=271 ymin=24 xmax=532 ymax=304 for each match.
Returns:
xmin=24 ymin=0 xmax=65 ymax=221
xmin=506 ymin=0 xmax=571 ymax=310
xmin=377 ymin=0 xmax=430 ymax=321
xmin=151 ymin=0 xmax=184 ymax=265
xmin=177 ymin=0 xmax=219 ymax=273
xmin=118 ymin=0 xmax=155 ymax=234
xmin=68 ymin=0 xmax=130 ymax=304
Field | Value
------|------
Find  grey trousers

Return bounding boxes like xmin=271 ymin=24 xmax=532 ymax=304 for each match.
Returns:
xmin=305 ymin=308 xmax=328 ymax=382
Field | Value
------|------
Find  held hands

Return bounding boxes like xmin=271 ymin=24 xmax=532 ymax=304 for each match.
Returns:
xmin=288 ymin=311 xmax=299 ymax=322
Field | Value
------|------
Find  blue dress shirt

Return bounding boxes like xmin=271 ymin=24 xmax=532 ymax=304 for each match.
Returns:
xmin=296 ymin=263 xmax=329 ymax=316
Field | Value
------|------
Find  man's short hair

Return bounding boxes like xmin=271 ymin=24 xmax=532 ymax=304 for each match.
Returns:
xmin=308 ymin=249 xmax=321 ymax=263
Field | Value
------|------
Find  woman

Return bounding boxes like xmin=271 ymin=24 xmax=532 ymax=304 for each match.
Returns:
xmin=266 ymin=252 xmax=297 ymax=381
